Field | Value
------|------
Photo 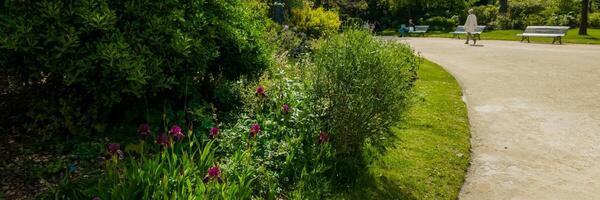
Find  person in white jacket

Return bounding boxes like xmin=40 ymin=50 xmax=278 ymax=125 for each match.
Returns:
xmin=464 ymin=9 xmax=478 ymax=45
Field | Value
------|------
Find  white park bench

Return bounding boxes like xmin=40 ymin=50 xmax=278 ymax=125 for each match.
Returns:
xmin=450 ymin=26 xmax=487 ymax=39
xmin=409 ymin=25 xmax=429 ymax=36
xmin=517 ymin=26 xmax=569 ymax=44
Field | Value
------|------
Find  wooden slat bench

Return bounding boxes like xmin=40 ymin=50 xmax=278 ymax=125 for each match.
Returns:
xmin=517 ymin=26 xmax=569 ymax=44
xmin=408 ymin=25 xmax=429 ymax=37
xmin=450 ymin=26 xmax=487 ymax=39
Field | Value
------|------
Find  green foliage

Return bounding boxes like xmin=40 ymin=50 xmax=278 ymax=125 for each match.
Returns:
xmin=310 ymin=30 xmax=420 ymax=183
xmin=40 ymin=171 xmax=90 ymax=200
xmin=43 ymin=54 xmax=336 ymax=199
xmin=425 ymin=16 xmax=459 ymax=31
xmin=216 ymin=56 xmax=334 ymax=198
xmin=485 ymin=0 xmax=581 ymax=29
xmin=88 ymin=140 xmax=257 ymax=199
xmin=471 ymin=5 xmax=499 ymax=28
xmin=339 ymin=60 xmax=471 ymax=200
xmin=0 ymin=0 xmax=271 ymax=136
xmin=291 ymin=2 xmax=341 ymax=38
xmin=590 ymin=13 xmax=600 ymax=28
xmin=374 ymin=0 xmax=476 ymax=26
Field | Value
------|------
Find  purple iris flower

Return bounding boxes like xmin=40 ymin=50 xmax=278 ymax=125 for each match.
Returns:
xmin=249 ymin=123 xmax=261 ymax=138
xmin=169 ymin=125 xmax=184 ymax=141
xmin=137 ymin=123 xmax=151 ymax=137
xmin=209 ymin=127 xmax=219 ymax=138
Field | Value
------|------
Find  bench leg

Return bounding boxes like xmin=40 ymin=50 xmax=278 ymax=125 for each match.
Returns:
xmin=552 ymin=37 xmax=557 ymax=44
xmin=476 ymin=34 xmax=481 ymax=40
xmin=521 ymin=36 xmax=526 ymax=42
xmin=558 ymin=37 xmax=562 ymax=45
xmin=527 ymin=37 xmax=530 ymax=43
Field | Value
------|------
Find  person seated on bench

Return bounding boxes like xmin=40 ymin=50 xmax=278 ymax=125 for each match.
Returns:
xmin=398 ymin=24 xmax=408 ymax=37
xmin=464 ymin=9 xmax=478 ymax=45
xmin=408 ymin=19 xmax=416 ymax=32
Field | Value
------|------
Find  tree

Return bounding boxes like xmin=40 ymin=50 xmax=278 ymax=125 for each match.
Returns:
xmin=580 ymin=0 xmax=590 ymax=35
xmin=499 ymin=0 xmax=508 ymax=14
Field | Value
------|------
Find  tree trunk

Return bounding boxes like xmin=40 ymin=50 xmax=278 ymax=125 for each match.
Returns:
xmin=499 ymin=0 xmax=508 ymax=14
xmin=580 ymin=0 xmax=589 ymax=35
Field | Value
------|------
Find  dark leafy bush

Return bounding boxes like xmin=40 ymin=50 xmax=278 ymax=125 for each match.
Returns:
xmin=424 ymin=16 xmax=459 ymax=31
xmin=470 ymin=5 xmax=498 ymax=28
xmin=310 ymin=30 xmax=420 ymax=183
xmin=589 ymin=13 xmax=600 ymax=28
xmin=0 ymin=0 xmax=271 ymax=136
xmin=544 ymin=12 xmax=578 ymax=27
xmin=487 ymin=0 xmax=581 ymax=29
xmin=63 ymin=55 xmax=335 ymax=199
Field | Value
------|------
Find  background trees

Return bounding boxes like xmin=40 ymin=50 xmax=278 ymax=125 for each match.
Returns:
xmin=499 ymin=0 xmax=508 ymax=14
xmin=268 ymin=0 xmax=599 ymax=31
xmin=581 ymin=0 xmax=590 ymax=34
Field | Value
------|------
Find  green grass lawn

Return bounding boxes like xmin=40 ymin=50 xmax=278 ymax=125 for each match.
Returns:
xmin=337 ymin=60 xmax=471 ymax=199
xmin=383 ymin=28 xmax=600 ymax=44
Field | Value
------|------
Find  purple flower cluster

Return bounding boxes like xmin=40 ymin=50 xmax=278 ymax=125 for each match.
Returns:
xmin=318 ymin=132 xmax=329 ymax=144
xmin=106 ymin=143 xmax=124 ymax=159
xmin=203 ymin=166 xmax=223 ymax=183
xmin=249 ymin=123 xmax=261 ymax=138
xmin=209 ymin=127 xmax=219 ymax=138
xmin=256 ymin=86 xmax=265 ymax=96
xmin=170 ymin=125 xmax=185 ymax=141
xmin=282 ymin=104 xmax=291 ymax=114
xmin=156 ymin=133 xmax=170 ymax=148
xmin=137 ymin=123 xmax=151 ymax=138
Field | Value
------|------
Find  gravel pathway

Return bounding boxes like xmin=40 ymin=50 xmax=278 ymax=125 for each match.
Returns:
xmin=387 ymin=37 xmax=600 ymax=200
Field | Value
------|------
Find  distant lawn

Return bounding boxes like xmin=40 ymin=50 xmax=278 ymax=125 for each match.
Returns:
xmin=337 ymin=60 xmax=471 ymax=199
xmin=382 ymin=28 xmax=600 ymax=44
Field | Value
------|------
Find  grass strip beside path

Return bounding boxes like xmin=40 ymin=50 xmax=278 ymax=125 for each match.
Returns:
xmin=338 ymin=60 xmax=471 ymax=199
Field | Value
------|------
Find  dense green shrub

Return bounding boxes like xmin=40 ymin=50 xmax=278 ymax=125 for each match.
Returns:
xmin=216 ymin=56 xmax=334 ymax=198
xmin=484 ymin=0 xmax=582 ymax=29
xmin=470 ymin=5 xmax=499 ymax=28
xmin=424 ymin=16 xmax=458 ymax=31
xmin=44 ymin=54 xmax=334 ymax=199
xmin=490 ymin=15 xmax=513 ymax=30
xmin=291 ymin=2 xmax=341 ymax=38
xmin=544 ymin=12 xmax=578 ymax=27
xmin=310 ymin=30 xmax=420 ymax=183
xmin=0 ymin=0 xmax=271 ymax=136
xmin=590 ymin=13 xmax=600 ymax=28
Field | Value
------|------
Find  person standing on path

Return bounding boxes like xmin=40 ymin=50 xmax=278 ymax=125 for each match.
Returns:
xmin=464 ymin=9 xmax=478 ymax=45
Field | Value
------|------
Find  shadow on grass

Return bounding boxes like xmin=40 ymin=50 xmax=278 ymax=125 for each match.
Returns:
xmin=340 ymin=173 xmax=417 ymax=200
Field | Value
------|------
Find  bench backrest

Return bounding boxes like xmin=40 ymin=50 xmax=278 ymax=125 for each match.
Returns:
xmin=415 ymin=25 xmax=429 ymax=32
xmin=523 ymin=26 xmax=569 ymax=35
xmin=454 ymin=26 xmax=486 ymax=32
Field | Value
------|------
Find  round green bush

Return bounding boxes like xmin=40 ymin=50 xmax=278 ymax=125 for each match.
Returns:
xmin=424 ymin=16 xmax=458 ymax=31
xmin=0 ymin=0 xmax=271 ymax=135
xmin=590 ymin=13 xmax=600 ymax=28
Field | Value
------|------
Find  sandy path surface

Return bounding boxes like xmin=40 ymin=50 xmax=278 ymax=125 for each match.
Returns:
xmin=385 ymin=37 xmax=600 ymax=200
